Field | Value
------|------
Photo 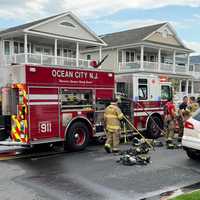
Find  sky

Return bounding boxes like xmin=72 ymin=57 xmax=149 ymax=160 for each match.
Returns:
xmin=0 ymin=0 xmax=200 ymax=54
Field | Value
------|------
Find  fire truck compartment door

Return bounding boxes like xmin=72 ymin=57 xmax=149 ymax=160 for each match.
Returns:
xmin=28 ymin=87 xmax=60 ymax=140
xmin=29 ymin=104 xmax=59 ymax=140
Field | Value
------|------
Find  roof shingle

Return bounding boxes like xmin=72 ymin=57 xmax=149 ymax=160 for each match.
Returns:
xmin=99 ymin=23 xmax=167 ymax=48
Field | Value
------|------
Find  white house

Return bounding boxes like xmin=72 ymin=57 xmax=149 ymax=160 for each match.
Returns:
xmin=81 ymin=23 xmax=200 ymax=97
xmin=0 ymin=11 xmax=106 ymax=86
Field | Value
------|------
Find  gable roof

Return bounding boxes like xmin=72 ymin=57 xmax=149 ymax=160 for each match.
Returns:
xmin=0 ymin=12 xmax=106 ymax=46
xmin=99 ymin=23 xmax=167 ymax=48
xmin=98 ymin=22 xmax=191 ymax=51
xmin=0 ymin=13 xmax=64 ymax=35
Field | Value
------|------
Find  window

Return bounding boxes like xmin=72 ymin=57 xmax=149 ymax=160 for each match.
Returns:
xmin=161 ymin=85 xmax=172 ymax=100
xmin=20 ymin=43 xmax=24 ymax=53
xmin=150 ymin=55 xmax=155 ymax=62
xmin=181 ymin=80 xmax=186 ymax=92
xmin=34 ymin=46 xmax=52 ymax=55
xmin=4 ymin=41 xmax=10 ymax=55
xmin=35 ymin=46 xmax=42 ymax=54
xmin=57 ymin=49 xmax=61 ymax=56
xmin=60 ymin=89 xmax=93 ymax=108
xmin=60 ymin=21 xmax=76 ymax=28
xmin=117 ymin=82 xmax=130 ymax=97
xmin=138 ymin=79 xmax=148 ymax=100
xmin=14 ymin=42 xmax=19 ymax=54
xmin=43 ymin=48 xmax=51 ymax=55
xmin=63 ymin=49 xmax=76 ymax=58
xmin=87 ymin=55 xmax=91 ymax=60
xmin=125 ymin=51 xmax=135 ymax=62
xmin=126 ymin=52 xmax=130 ymax=62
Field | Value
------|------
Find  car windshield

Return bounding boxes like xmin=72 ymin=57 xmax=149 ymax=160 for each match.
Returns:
xmin=193 ymin=108 xmax=200 ymax=121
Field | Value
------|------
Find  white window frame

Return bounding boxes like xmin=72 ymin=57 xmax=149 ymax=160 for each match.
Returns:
xmin=14 ymin=40 xmax=31 ymax=54
xmin=63 ymin=48 xmax=76 ymax=58
xmin=3 ymin=40 xmax=11 ymax=55
xmin=33 ymin=45 xmax=53 ymax=55
xmin=125 ymin=51 xmax=135 ymax=62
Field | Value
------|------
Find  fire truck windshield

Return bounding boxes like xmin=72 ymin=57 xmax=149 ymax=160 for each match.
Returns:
xmin=161 ymin=85 xmax=172 ymax=100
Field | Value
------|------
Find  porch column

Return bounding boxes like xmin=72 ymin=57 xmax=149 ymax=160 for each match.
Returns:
xmin=24 ymin=34 xmax=28 ymax=63
xmin=187 ymin=53 xmax=190 ymax=72
xmin=120 ymin=50 xmax=125 ymax=71
xmin=134 ymin=50 xmax=137 ymax=62
xmin=10 ymin=39 xmax=14 ymax=55
xmin=158 ymin=48 xmax=161 ymax=71
xmin=76 ymin=42 xmax=79 ymax=68
xmin=191 ymin=80 xmax=194 ymax=95
xmin=179 ymin=80 xmax=182 ymax=92
xmin=0 ymin=40 xmax=3 ymax=67
xmin=173 ymin=50 xmax=176 ymax=73
xmin=186 ymin=80 xmax=189 ymax=96
xmin=54 ymin=39 xmax=58 ymax=65
xmin=140 ymin=45 xmax=144 ymax=70
xmin=99 ymin=46 xmax=102 ymax=61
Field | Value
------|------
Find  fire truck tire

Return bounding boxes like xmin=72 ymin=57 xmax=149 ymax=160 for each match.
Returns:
xmin=0 ymin=129 xmax=9 ymax=141
xmin=147 ymin=116 xmax=162 ymax=139
xmin=65 ymin=122 xmax=89 ymax=151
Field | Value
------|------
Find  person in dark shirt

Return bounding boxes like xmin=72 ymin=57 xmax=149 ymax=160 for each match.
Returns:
xmin=178 ymin=96 xmax=188 ymax=138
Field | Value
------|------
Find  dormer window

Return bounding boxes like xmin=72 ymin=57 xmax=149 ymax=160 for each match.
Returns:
xmin=60 ymin=21 xmax=76 ymax=28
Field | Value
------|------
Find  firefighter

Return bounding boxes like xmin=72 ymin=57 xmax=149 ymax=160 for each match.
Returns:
xmin=187 ymin=96 xmax=199 ymax=114
xmin=104 ymin=98 xmax=124 ymax=153
xmin=178 ymin=96 xmax=188 ymax=139
xmin=164 ymin=98 xmax=176 ymax=147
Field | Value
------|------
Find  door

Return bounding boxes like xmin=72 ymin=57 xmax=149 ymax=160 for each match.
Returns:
xmin=28 ymin=87 xmax=60 ymax=140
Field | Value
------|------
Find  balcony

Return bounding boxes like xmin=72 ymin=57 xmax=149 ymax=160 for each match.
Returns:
xmin=2 ymin=53 xmax=92 ymax=69
xmin=118 ymin=61 xmax=190 ymax=75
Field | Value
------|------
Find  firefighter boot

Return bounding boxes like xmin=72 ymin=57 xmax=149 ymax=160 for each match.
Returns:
xmin=166 ymin=139 xmax=175 ymax=149
xmin=104 ymin=144 xmax=112 ymax=153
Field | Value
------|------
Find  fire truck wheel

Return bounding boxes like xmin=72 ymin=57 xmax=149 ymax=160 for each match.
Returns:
xmin=147 ymin=116 xmax=162 ymax=139
xmin=0 ymin=129 xmax=9 ymax=141
xmin=65 ymin=122 xmax=89 ymax=151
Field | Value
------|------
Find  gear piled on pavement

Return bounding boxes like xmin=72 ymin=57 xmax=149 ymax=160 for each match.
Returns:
xmin=117 ymin=137 xmax=151 ymax=166
xmin=117 ymin=154 xmax=151 ymax=166
xmin=166 ymin=141 xmax=182 ymax=149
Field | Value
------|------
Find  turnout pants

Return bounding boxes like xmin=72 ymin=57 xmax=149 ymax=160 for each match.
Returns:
xmin=105 ymin=130 xmax=120 ymax=151
xmin=166 ymin=119 xmax=175 ymax=141
xmin=177 ymin=117 xmax=184 ymax=137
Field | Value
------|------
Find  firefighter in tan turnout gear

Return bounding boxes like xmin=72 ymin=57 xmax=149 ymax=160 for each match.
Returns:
xmin=104 ymin=99 xmax=124 ymax=153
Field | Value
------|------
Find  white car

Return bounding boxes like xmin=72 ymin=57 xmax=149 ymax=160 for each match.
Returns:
xmin=182 ymin=108 xmax=200 ymax=159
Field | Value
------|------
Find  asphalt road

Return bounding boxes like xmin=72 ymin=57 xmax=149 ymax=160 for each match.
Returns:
xmin=0 ymin=143 xmax=200 ymax=200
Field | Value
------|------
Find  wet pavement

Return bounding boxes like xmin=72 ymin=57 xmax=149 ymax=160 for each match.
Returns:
xmin=0 ymin=143 xmax=200 ymax=200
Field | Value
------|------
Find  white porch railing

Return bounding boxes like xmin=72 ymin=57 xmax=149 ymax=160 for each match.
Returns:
xmin=143 ymin=61 xmax=158 ymax=72
xmin=118 ymin=61 xmax=197 ymax=76
xmin=3 ymin=53 xmax=92 ymax=68
xmin=119 ymin=61 xmax=140 ymax=72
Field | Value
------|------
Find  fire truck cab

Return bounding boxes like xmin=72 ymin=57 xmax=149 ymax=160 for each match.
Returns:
xmin=116 ymin=73 xmax=172 ymax=138
xmin=0 ymin=64 xmax=114 ymax=151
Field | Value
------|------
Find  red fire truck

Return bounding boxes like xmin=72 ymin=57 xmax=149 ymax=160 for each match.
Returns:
xmin=116 ymin=73 xmax=172 ymax=139
xmin=0 ymin=64 xmax=114 ymax=151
